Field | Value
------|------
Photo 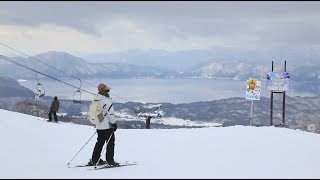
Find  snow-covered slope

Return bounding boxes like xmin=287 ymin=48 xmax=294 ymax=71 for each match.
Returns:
xmin=1 ymin=109 xmax=320 ymax=178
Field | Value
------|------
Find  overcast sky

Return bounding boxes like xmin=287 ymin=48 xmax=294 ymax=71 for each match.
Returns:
xmin=0 ymin=1 xmax=320 ymax=57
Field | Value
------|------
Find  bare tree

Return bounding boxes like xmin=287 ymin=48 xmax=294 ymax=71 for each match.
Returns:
xmin=12 ymin=100 xmax=49 ymax=118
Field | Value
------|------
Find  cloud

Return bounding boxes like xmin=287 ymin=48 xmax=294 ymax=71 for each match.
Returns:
xmin=0 ymin=24 xmax=103 ymax=55
xmin=0 ymin=1 xmax=320 ymax=55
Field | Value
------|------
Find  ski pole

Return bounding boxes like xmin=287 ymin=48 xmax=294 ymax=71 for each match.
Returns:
xmin=67 ymin=131 xmax=97 ymax=167
xmin=95 ymin=132 xmax=113 ymax=168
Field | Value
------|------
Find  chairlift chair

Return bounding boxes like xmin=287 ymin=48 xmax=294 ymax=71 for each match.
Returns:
xmin=73 ymin=89 xmax=82 ymax=104
xmin=73 ymin=79 xmax=82 ymax=104
xmin=35 ymin=73 xmax=45 ymax=97
xmin=155 ymin=105 xmax=163 ymax=118
xmin=134 ymin=105 xmax=144 ymax=114
xmin=36 ymin=83 xmax=45 ymax=97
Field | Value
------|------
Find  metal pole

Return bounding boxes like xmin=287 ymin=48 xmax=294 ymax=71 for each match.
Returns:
xmin=270 ymin=61 xmax=274 ymax=126
xmin=282 ymin=61 xmax=287 ymax=126
xmin=250 ymin=100 xmax=253 ymax=126
xmin=270 ymin=92 xmax=273 ymax=126
xmin=283 ymin=91 xmax=286 ymax=126
xmin=38 ymin=102 xmax=40 ymax=120
xmin=67 ymin=131 xmax=97 ymax=167
xmin=146 ymin=116 xmax=151 ymax=129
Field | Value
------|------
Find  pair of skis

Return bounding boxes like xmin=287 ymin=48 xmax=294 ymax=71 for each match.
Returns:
xmin=68 ymin=161 xmax=138 ymax=171
xmin=91 ymin=162 xmax=138 ymax=170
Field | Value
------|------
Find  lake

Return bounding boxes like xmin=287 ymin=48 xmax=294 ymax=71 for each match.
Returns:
xmin=19 ymin=78 xmax=318 ymax=104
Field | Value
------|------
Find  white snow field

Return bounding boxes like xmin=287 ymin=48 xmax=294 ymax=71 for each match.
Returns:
xmin=1 ymin=109 xmax=320 ymax=179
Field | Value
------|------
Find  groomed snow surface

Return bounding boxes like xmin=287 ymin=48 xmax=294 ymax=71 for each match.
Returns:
xmin=1 ymin=109 xmax=320 ymax=179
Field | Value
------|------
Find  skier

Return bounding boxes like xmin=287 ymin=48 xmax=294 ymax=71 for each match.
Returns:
xmin=88 ymin=83 xmax=119 ymax=167
xmin=48 ymin=96 xmax=60 ymax=122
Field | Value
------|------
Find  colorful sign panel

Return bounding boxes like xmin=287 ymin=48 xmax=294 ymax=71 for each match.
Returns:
xmin=266 ymin=72 xmax=290 ymax=91
xmin=245 ymin=78 xmax=261 ymax=100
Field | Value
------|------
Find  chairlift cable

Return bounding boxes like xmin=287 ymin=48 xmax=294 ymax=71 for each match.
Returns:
xmin=109 ymin=92 xmax=132 ymax=102
xmin=1 ymin=54 xmax=163 ymax=125
xmin=0 ymin=42 xmax=84 ymax=86
xmin=0 ymin=55 xmax=95 ymax=96
xmin=0 ymin=42 xmax=134 ymax=103
xmin=0 ymin=54 xmax=134 ymax=104
xmin=0 ymin=54 xmax=147 ymax=123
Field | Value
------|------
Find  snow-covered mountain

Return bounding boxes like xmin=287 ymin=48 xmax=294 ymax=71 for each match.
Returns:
xmin=191 ymin=62 xmax=270 ymax=80
xmin=0 ymin=76 xmax=35 ymax=97
xmin=1 ymin=50 xmax=320 ymax=81
xmin=83 ymin=48 xmax=220 ymax=72
xmin=0 ymin=51 xmax=172 ymax=79
xmin=83 ymin=47 xmax=320 ymax=72
xmin=190 ymin=61 xmax=320 ymax=81
xmin=1 ymin=109 xmax=320 ymax=178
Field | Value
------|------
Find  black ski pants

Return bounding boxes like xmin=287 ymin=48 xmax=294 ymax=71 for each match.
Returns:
xmin=48 ymin=110 xmax=58 ymax=122
xmin=91 ymin=129 xmax=115 ymax=164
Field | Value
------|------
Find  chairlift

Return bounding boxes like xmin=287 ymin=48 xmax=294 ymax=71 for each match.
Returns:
xmin=73 ymin=80 xmax=82 ymax=104
xmin=155 ymin=105 xmax=164 ymax=118
xmin=137 ymin=104 xmax=164 ymax=129
xmin=35 ymin=73 xmax=45 ymax=97
xmin=134 ymin=105 xmax=144 ymax=114
xmin=135 ymin=104 xmax=164 ymax=118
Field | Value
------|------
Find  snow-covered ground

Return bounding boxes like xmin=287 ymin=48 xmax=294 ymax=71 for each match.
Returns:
xmin=1 ymin=109 xmax=320 ymax=178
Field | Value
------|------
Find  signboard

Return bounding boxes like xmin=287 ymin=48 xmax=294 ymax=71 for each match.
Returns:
xmin=266 ymin=72 xmax=290 ymax=91
xmin=245 ymin=78 xmax=261 ymax=100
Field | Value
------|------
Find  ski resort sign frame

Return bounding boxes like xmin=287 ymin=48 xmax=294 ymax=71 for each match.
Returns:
xmin=266 ymin=72 xmax=290 ymax=91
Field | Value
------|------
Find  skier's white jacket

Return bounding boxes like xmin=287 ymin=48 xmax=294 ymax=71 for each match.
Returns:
xmin=94 ymin=94 xmax=117 ymax=130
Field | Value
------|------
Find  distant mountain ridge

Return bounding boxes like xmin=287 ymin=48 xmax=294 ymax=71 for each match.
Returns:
xmin=0 ymin=50 xmax=320 ymax=81
xmin=0 ymin=51 xmax=174 ymax=79
xmin=0 ymin=77 xmax=35 ymax=97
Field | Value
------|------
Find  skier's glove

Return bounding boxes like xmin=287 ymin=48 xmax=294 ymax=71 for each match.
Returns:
xmin=111 ymin=123 xmax=117 ymax=132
